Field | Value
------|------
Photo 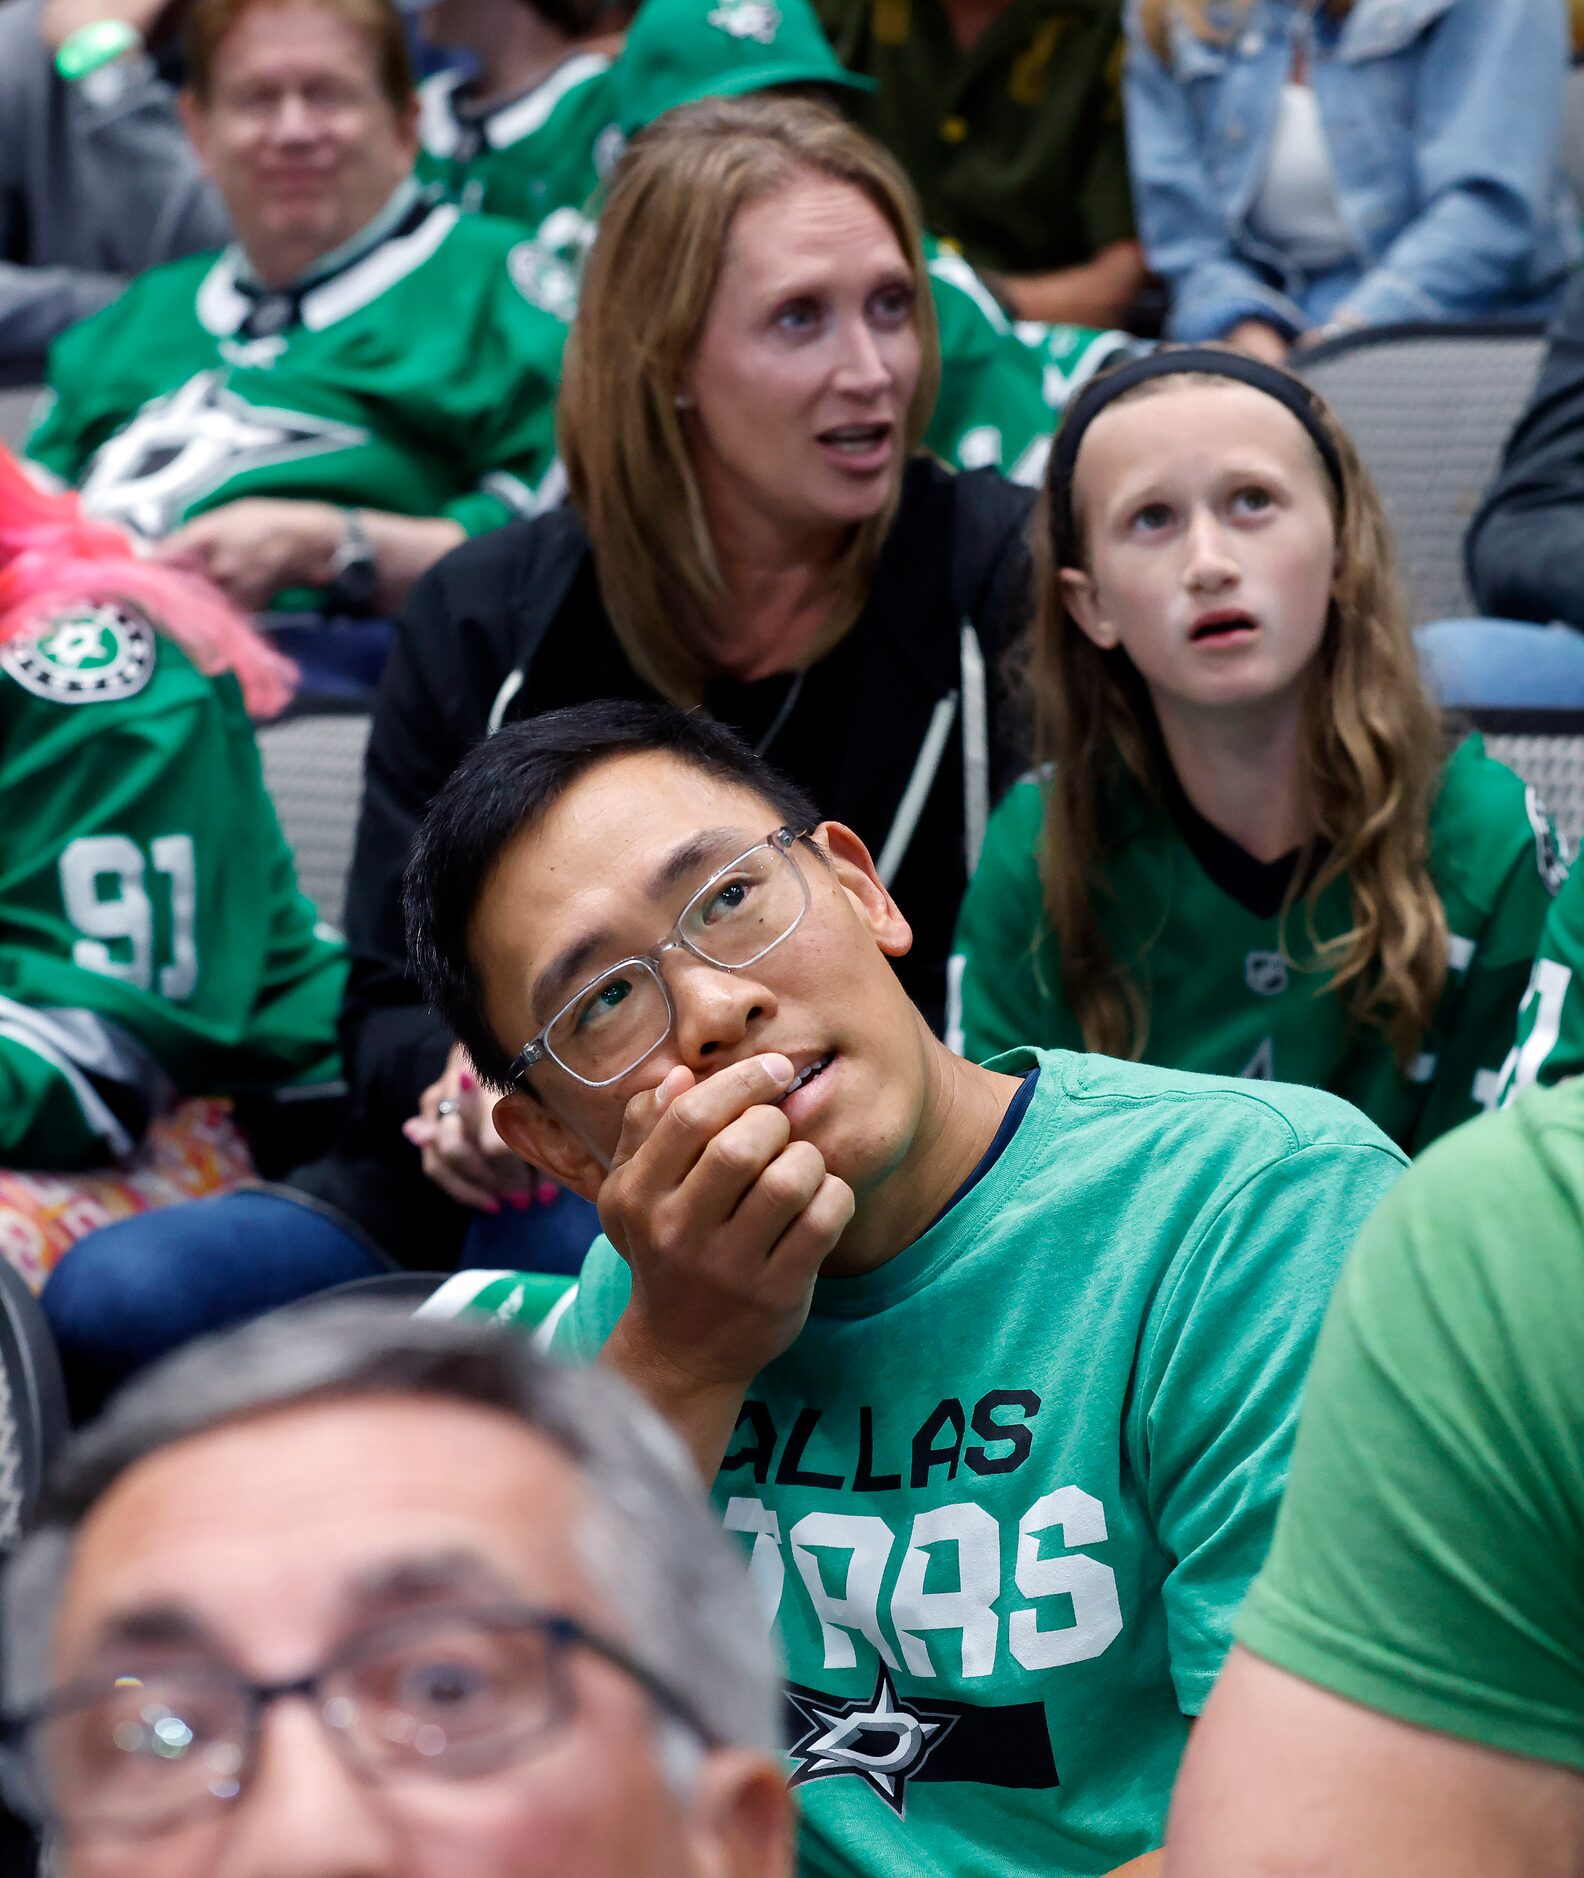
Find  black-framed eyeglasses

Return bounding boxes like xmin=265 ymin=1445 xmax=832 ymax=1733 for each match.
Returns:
xmin=509 ymin=826 xmax=812 ymax=1090
xmin=0 ymin=1601 xmax=716 ymax=1840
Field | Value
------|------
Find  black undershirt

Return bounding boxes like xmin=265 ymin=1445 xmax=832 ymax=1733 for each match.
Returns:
xmin=1158 ymin=768 xmax=1325 ymax=920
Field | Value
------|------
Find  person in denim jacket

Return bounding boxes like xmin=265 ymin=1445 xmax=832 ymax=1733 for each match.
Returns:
xmin=1124 ymin=0 xmax=1580 ymax=354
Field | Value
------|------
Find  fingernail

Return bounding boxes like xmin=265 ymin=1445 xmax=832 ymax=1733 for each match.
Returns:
xmin=482 ymin=1199 xmax=502 ymax=1215
xmin=536 ymin=1179 xmax=559 ymax=1205
xmin=764 ymin=1054 xmax=794 ymax=1085
xmin=459 ymin=1069 xmax=475 ymax=1091
xmin=508 ymin=1192 xmax=534 ymax=1211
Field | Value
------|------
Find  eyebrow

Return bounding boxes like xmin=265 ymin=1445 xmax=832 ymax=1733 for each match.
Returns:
xmin=527 ymin=825 xmax=749 ymax=1021
xmin=343 ymin=1549 xmax=521 ymax=1616
xmin=74 ymin=1602 xmax=226 ymax=1669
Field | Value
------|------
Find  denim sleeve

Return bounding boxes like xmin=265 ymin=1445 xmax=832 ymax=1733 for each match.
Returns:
xmin=1337 ymin=0 xmax=1571 ymax=326
xmin=1121 ymin=11 xmax=1305 ymax=342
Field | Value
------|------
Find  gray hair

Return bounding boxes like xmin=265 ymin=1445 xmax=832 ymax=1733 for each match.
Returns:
xmin=1 ymin=1304 xmax=781 ymax=1766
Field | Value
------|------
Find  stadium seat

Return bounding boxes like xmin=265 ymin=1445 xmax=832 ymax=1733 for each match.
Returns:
xmin=1477 ymin=708 xmax=1584 ymax=858
xmin=0 ymin=1256 xmax=68 ymax=1556
xmin=255 ymin=706 xmax=372 ymax=931
xmin=1295 ymin=323 xmax=1548 ymax=625
xmin=0 ymin=386 xmax=40 ymax=452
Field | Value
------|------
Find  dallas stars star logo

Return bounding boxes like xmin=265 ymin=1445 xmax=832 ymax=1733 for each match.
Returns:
xmin=787 ymin=1668 xmax=959 ymax=1817
xmin=77 ymin=372 xmax=368 ymax=539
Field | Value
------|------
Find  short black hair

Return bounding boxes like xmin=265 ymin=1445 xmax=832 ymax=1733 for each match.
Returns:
xmin=403 ymin=700 xmax=822 ymax=1089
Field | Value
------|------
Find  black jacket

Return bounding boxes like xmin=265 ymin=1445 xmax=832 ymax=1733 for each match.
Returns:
xmin=302 ymin=459 xmax=1036 ymax=1263
xmin=1467 ymin=277 xmax=1584 ymax=627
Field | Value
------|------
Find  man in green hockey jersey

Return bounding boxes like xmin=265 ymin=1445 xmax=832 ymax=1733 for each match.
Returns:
xmin=1 ymin=597 xmax=344 ymax=1173
xmin=26 ymin=0 xmax=567 ymax=615
xmin=1494 ymin=837 xmax=1584 ymax=1099
xmin=404 ymin=700 xmax=1407 ymax=1878
xmin=413 ymin=0 xmax=619 ymax=321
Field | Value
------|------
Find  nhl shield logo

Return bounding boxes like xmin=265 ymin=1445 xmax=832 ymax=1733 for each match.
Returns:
xmin=1244 ymin=949 xmax=1288 ymax=998
xmin=708 ymin=0 xmax=781 ymax=40
xmin=0 ymin=604 xmax=156 ymax=705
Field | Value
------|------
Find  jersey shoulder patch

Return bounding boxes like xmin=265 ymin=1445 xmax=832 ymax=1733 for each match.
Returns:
xmin=0 ymin=602 xmax=157 ymax=706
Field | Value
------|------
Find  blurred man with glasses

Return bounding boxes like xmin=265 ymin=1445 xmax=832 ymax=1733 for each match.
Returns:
xmin=401 ymin=698 xmax=1407 ymax=1878
xmin=0 ymin=1302 xmax=791 ymax=1876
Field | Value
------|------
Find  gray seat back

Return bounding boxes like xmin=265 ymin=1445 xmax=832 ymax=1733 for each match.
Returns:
xmin=0 ymin=386 xmax=41 ymax=452
xmin=1296 ymin=325 xmax=1547 ymax=624
xmin=1478 ymin=712 xmax=1584 ymax=860
xmin=255 ymin=709 xmax=372 ymax=931
xmin=0 ymin=1259 xmax=68 ymax=1555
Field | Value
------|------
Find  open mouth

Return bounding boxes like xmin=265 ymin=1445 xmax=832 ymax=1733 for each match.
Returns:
xmin=1189 ymin=610 xmax=1259 ymax=646
xmin=777 ymin=1052 xmax=834 ymax=1104
xmin=817 ymin=423 xmax=891 ymax=456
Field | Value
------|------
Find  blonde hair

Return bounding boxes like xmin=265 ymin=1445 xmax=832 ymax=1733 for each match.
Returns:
xmin=559 ymin=94 xmax=941 ymax=707
xmin=1029 ymin=370 xmax=1448 ymax=1072
xmin=1138 ymin=0 xmax=1353 ymax=61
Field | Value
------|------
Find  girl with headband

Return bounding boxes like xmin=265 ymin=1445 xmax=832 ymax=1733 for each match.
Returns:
xmin=952 ymin=349 xmax=1562 ymax=1152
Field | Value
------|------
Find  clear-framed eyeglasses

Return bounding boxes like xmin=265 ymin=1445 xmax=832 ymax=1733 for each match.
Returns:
xmin=509 ymin=825 xmax=812 ymax=1090
xmin=0 ymin=1601 xmax=715 ymax=1841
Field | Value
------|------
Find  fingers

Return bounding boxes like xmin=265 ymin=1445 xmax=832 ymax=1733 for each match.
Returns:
xmin=672 ymin=1103 xmax=795 ymax=1227
xmin=614 ymin=1053 xmax=794 ymax=1188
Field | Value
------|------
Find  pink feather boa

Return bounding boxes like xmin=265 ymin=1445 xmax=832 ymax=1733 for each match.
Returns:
xmin=0 ymin=446 xmax=297 ymax=719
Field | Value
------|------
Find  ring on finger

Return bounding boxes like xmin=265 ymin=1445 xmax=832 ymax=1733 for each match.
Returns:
xmin=436 ymin=1097 xmax=462 ymax=1118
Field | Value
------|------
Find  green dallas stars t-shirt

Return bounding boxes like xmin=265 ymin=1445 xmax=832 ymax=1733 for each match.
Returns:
xmin=26 ymin=199 xmax=567 ymax=595
xmin=551 ymin=1049 xmax=1404 ymax=1877
xmin=0 ymin=604 xmax=344 ymax=1169
xmin=953 ymin=737 xmax=1561 ymax=1154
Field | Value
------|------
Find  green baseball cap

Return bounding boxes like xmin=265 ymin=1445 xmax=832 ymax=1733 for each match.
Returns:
xmin=612 ymin=0 xmax=874 ymax=139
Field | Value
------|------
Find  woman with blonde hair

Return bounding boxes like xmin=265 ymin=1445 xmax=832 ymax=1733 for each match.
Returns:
xmin=953 ymin=349 xmax=1559 ymax=1151
xmin=1124 ymin=0 xmax=1577 ymax=353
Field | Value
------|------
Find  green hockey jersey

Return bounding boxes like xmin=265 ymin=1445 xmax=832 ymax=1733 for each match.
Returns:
xmin=0 ymin=602 xmax=345 ymax=1171
xmin=952 ymin=737 xmax=1561 ymax=1154
xmin=1497 ymin=846 xmax=1584 ymax=1101
xmin=414 ymin=53 xmax=618 ymax=321
xmin=26 ymin=197 xmax=567 ymax=598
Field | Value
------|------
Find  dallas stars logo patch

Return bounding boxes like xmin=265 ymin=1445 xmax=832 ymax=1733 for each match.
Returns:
xmin=77 ymin=372 xmax=368 ymax=539
xmin=788 ymin=1668 xmax=959 ymax=1817
xmin=0 ymin=604 xmax=156 ymax=705
xmin=708 ymin=0 xmax=781 ymax=41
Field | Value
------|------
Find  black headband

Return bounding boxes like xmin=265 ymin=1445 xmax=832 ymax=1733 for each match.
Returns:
xmin=1048 ymin=347 xmax=1346 ymax=563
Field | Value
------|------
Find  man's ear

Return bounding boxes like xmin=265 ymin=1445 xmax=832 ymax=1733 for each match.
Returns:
xmin=1060 ymin=566 xmax=1119 ymax=651
xmin=492 ymin=1092 xmax=606 ymax=1203
xmin=687 ymin=1749 xmax=796 ymax=1878
xmin=814 ymin=822 xmax=912 ymax=960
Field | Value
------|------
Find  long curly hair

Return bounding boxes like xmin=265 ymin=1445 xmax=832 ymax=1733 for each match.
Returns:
xmin=1028 ymin=370 xmax=1448 ymax=1071
xmin=0 ymin=446 xmax=294 ymax=719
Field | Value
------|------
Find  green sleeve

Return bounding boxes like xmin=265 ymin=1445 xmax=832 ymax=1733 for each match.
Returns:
xmin=1237 ymin=1094 xmax=1584 ymax=1771
xmin=0 ymin=1034 xmax=121 ymax=1170
xmin=950 ymin=777 xmax=1076 ymax=1061
xmin=443 ymin=258 xmax=568 ymax=535
xmin=1136 ymin=1136 xmax=1406 ymax=1714
xmin=26 ymin=295 xmax=137 ymax=483
xmin=1412 ymin=811 xmax=1558 ymax=1150
xmin=1500 ymin=859 xmax=1584 ymax=1099
xmin=925 ymin=250 xmax=1054 ymax=483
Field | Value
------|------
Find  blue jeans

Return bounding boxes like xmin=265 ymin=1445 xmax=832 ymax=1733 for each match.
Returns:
xmin=1416 ymin=619 xmax=1584 ymax=709
xmin=42 ymin=1184 xmax=600 ymax=1416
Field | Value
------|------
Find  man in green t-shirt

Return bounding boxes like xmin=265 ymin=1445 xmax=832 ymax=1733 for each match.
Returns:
xmin=402 ymin=698 xmax=1405 ymax=1878
xmin=813 ymin=0 xmax=1144 ymax=329
xmin=1167 ymin=1082 xmax=1584 ymax=1876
